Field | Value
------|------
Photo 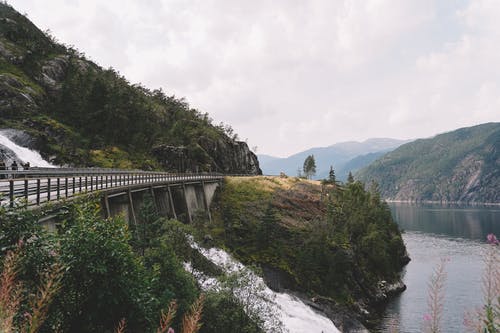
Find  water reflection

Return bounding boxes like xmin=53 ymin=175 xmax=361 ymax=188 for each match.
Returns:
xmin=377 ymin=203 xmax=500 ymax=333
xmin=390 ymin=203 xmax=500 ymax=240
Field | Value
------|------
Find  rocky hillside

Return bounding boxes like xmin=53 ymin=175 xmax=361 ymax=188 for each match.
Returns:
xmin=356 ymin=123 xmax=500 ymax=204
xmin=0 ymin=3 xmax=260 ymax=174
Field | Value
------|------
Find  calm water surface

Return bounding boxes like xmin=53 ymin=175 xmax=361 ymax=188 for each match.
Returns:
xmin=378 ymin=203 xmax=500 ymax=333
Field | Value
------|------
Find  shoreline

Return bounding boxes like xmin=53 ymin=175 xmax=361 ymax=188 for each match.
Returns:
xmin=384 ymin=199 xmax=500 ymax=207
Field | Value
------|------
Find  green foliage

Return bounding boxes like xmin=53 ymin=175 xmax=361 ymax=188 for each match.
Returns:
xmin=347 ymin=171 xmax=354 ymax=183
xmin=89 ymin=147 xmax=134 ymax=169
xmin=0 ymin=204 xmax=40 ymax=253
xmin=328 ymin=181 xmax=406 ymax=280
xmin=0 ymin=199 xmax=207 ymax=332
xmin=48 ymin=201 xmax=149 ymax=332
xmin=322 ymin=165 xmax=337 ymax=185
xmin=303 ymin=154 xmax=316 ymax=179
xmin=201 ymin=291 xmax=263 ymax=333
xmin=209 ymin=177 xmax=407 ymax=305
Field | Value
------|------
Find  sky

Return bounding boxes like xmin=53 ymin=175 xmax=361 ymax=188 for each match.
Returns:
xmin=9 ymin=0 xmax=500 ymax=157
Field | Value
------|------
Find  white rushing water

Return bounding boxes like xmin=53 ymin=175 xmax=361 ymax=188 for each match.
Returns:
xmin=188 ymin=240 xmax=341 ymax=333
xmin=0 ymin=131 xmax=55 ymax=167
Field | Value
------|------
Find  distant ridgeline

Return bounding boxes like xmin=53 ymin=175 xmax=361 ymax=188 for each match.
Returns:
xmin=259 ymin=138 xmax=410 ymax=181
xmin=0 ymin=3 xmax=260 ymax=174
xmin=356 ymin=123 xmax=500 ymax=204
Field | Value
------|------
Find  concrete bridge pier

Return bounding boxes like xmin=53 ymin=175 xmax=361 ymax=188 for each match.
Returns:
xmin=102 ymin=180 xmax=221 ymax=226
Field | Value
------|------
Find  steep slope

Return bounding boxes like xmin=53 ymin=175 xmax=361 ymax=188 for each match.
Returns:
xmin=357 ymin=123 xmax=500 ymax=203
xmin=259 ymin=138 xmax=409 ymax=180
xmin=0 ymin=3 xmax=260 ymax=174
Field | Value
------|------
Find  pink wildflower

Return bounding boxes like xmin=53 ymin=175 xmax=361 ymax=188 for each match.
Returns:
xmin=167 ymin=328 xmax=174 ymax=333
xmin=423 ymin=313 xmax=432 ymax=322
xmin=486 ymin=233 xmax=499 ymax=245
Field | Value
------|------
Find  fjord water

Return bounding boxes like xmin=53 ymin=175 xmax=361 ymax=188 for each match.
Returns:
xmin=379 ymin=203 xmax=500 ymax=333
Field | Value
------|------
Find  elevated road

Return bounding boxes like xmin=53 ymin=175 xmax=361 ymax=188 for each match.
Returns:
xmin=0 ymin=168 xmax=225 ymax=209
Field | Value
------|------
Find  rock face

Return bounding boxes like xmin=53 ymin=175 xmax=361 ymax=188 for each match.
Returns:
xmin=38 ymin=55 xmax=69 ymax=92
xmin=0 ymin=73 xmax=42 ymax=118
xmin=152 ymin=139 xmax=262 ymax=175
xmin=357 ymin=123 xmax=500 ymax=204
xmin=199 ymin=137 xmax=261 ymax=174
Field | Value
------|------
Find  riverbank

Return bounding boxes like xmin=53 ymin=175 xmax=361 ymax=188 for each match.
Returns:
xmin=385 ymin=199 xmax=500 ymax=206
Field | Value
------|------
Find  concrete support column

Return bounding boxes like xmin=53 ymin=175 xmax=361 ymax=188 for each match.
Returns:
xmin=167 ymin=185 xmax=177 ymax=220
xmin=201 ymin=181 xmax=212 ymax=223
xmin=182 ymin=183 xmax=193 ymax=224
xmin=127 ymin=189 xmax=138 ymax=228
xmin=102 ymin=193 xmax=111 ymax=218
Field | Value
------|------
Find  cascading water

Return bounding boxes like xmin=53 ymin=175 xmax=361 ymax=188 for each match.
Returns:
xmin=0 ymin=129 xmax=55 ymax=167
xmin=187 ymin=239 xmax=341 ymax=333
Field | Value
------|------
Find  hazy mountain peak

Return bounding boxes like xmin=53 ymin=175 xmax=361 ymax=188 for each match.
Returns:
xmin=259 ymin=138 xmax=411 ymax=179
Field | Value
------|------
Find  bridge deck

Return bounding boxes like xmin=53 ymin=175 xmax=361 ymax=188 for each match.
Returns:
xmin=0 ymin=168 xmax=224 ymax=209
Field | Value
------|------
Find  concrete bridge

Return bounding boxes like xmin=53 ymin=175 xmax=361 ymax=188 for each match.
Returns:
xmin=0 ymin=168 xmax=224 ymax=226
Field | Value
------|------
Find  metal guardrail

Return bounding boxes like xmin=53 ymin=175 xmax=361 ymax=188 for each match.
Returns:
xmin=0 ymin=168 xmax=225 ymax=209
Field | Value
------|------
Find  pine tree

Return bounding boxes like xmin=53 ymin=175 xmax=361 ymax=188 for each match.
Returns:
xmin=347 ymin=171 xmax=354 ymax=183
xmin=328 ymin=166 xmax=336 ymax=184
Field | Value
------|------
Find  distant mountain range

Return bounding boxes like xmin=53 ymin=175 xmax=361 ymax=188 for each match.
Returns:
xmin=356 ymin=123 xmax=500 ymax=204
xmin=258 ymin=138 xmax=411 ymax=180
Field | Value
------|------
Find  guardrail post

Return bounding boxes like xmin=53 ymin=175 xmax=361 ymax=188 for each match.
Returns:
xmin=85 ymin=176 xmax=88 ymax=192
xmin=36 ymin=179 xmax=40 ymax=205
xmin=65 ymin=178 xmax=68 ymax=198
xmin=47 ymin=178 xmax=51 ymax=202
xmin=90 ymin=176 xmax=93 ymax=191
xmin=57 ymin=178 xmax=60 ymax=200
xmin=24 ymin=179 xmax=28 ymax=204
xmin=9 ymin=179 xmax=14 ymax=208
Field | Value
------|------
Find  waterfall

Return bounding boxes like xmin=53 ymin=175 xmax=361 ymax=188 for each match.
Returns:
xmin=0 ymin=130 xmax=55 ymax=168
xmin=187 ymin=239 xmax=341 ymax=333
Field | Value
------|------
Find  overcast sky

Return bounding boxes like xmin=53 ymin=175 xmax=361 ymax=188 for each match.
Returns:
xmin=9 ymin=0 xmax=500 ymax=157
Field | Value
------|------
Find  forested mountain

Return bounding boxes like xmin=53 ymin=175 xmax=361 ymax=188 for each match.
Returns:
xmin=356 ymin=123 xmax=500 ymax=203
xmin=259 ymin=138 xmax=409 ymax=180
xmin=0 ymin=3 xmax=260 ymax=174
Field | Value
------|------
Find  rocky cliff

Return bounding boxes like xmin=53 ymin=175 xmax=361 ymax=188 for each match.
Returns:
xmin=357 ymin=123 xmax=500 ymax=204
xmin=0 ymin=3 xmax=261 ymax=174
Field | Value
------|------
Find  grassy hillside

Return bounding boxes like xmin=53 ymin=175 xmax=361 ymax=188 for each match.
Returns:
xmin=0 ymin=3 xmax=260 ymax=174
xmin=357 ymin=123 xmax=500 ymax=203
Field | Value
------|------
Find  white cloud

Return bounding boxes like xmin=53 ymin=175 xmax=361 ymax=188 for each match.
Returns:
xmin=8 ymin=0 xmax=500 ymax=156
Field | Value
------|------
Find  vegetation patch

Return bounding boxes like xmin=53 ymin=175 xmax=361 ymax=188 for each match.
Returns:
xmin=199 ymin=176 xmax=408 ymax=325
